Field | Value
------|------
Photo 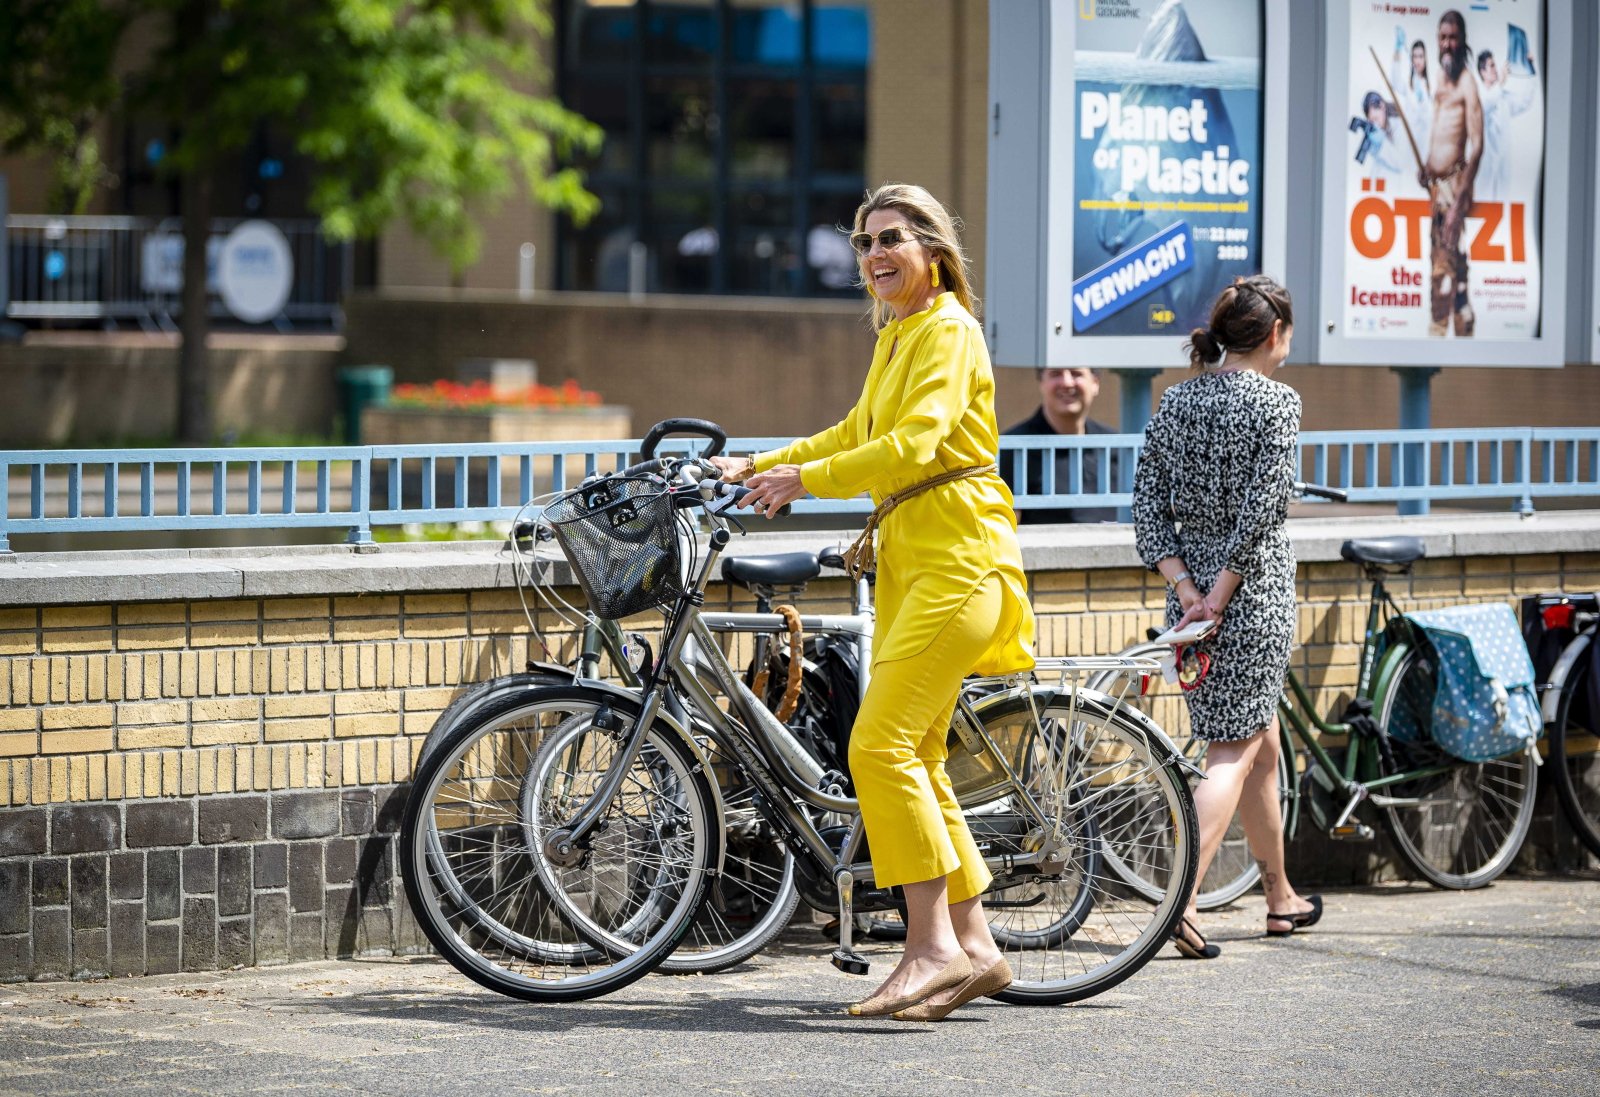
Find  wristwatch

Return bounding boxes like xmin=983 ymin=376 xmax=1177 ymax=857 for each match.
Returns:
xmin=1167 ymin=569 xmax=1193 ymax=588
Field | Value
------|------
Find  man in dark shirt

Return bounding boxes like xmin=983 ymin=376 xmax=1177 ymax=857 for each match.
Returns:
xmin=1001 ymin=366 xmax=1120 ymax=524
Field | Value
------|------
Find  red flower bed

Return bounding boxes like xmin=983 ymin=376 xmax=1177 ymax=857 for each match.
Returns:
xmin=390 ymin=378 xmax=603 ymax=410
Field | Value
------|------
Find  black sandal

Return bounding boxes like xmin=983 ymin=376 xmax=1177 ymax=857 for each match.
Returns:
xmin=1170 ymin=916 xmax=1221 ymax=960
xmin=1265 ymin=895 xmax=1323 ymax=938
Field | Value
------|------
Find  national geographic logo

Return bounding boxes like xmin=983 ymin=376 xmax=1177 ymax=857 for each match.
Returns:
xmin=1080 ymin=0 xmax=1143 ymax=20
xmin=1148 ymin=304 xmax=1175 ymax=328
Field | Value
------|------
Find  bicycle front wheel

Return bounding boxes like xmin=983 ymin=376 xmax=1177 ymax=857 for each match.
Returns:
xmin=401 ymin=685 xmax=720 ymax=1001
xmin=954 ymin=690 xmax=1198 ymax=1005
xmin=1377 ymin=646 xmax=1537 ymax=889
xmin=1549 ymin=664 xmax=1600 ymax=859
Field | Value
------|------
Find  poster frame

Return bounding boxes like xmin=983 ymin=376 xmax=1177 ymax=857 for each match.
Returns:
xmin=1314 ymin=0 xmax=1575 ymax=368
xmin=984 ymin=0 xmax=1291 ymax=370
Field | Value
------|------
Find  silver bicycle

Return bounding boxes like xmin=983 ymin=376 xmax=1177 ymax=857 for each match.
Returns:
xmin=400 ymin=419 xmax=1201 ymax=1002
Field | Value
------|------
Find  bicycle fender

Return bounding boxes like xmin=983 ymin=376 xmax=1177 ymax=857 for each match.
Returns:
xmin=1368 ymin=641 xmax=1416 ymax=720
xmin=568 ymin=677 xmax=729 ymax=877
xmin=1540 ymin=630 xmax=1593 ymax=725
xmin=964 ymin=682 xmax=1192 ymax=771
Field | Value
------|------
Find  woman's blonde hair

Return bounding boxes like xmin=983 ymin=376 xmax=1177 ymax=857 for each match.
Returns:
xmin=852 ymin=183 xmax=980 ymax=331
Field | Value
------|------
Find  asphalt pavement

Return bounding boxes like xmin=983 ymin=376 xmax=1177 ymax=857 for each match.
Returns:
xmin=1 ymin=877 xmax=1597 ymax=1097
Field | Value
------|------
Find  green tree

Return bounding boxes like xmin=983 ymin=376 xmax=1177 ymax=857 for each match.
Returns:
xmin=0 ymin=0 xmax=600 ymax=442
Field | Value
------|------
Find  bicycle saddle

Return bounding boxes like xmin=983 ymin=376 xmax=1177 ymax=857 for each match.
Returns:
xmin=722 ymin=552 xmax=821 ymax=587
xmin=1340 ymin=537 xmax=1426 ymax=566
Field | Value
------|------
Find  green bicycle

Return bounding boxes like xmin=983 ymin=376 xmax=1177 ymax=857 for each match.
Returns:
xmin=1104 ymin=494 xmax=1539 ymax=898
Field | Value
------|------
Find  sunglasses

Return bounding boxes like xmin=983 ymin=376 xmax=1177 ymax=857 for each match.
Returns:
xmin=849 ymin=226 xmax=919 ymax=255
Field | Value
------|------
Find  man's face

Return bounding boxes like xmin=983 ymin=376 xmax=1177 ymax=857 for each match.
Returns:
xmin=1439 ymin=19 xmax=1464 ymax=79
xmin=1039 ymin=368 xmax=1099 ymax=421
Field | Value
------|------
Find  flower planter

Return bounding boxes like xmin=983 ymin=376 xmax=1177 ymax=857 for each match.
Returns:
xmin=360 ymin=404 xmax=632 ymax=447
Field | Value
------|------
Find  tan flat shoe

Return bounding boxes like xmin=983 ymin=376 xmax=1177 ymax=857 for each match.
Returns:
xmin=892 ymin=957 xmax=1014 ymax=1022
xmin=845 ymin=952 xmax=973 ymax=1018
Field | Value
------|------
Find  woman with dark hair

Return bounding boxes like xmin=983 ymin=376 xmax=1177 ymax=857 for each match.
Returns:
xmin=712 ymin=183 xmax=1035 ymax=1019
xmin=1131 ymin=275 xmax=1321 ymax=960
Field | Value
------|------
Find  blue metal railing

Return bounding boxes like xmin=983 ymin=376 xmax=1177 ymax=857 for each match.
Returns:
xmin=2 ymin=428 xmax=1597 ymax=550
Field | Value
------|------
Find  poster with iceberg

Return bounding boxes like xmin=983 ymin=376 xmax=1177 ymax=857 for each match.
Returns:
xmin=1071 ymin=0 xmax=1264 ymax=337
xmin=1338 ymin=0 xmax=1544 ymax=341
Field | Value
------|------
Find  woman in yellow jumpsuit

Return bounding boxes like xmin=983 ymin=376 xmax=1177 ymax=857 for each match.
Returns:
xmin=717 ymin=184 xmax=1036 ymax=1021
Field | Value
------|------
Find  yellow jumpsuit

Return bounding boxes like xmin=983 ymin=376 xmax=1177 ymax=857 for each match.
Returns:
xmin=754 ymin=292 xmax=1036 ymax=901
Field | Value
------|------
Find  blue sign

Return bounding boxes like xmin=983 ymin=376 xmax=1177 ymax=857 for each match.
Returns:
xmin=44 ymin=250 xmax=66 ymax=281
xmin=1071 ymin=0 xmax=1265 ymax=336
xmin=1071 ymin=221 xmax=1195 ymax=332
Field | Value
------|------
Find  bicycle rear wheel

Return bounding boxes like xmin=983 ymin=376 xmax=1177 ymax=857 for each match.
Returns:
xmin=400 ymin=686 xmax=720 ymax=1001
xmin=952 ymin=690 xmax=1197 ymax=1005
xmin=1549 ymin=663 xmax=1600 ymax=859
xmin=1377 ymin=646 xmax=1537 ymax=889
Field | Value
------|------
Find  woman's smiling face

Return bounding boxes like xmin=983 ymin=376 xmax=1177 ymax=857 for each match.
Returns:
xmin=859 ymin=208 xmax=936 ymax=319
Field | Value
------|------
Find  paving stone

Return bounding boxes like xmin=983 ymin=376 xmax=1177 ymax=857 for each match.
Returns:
xmin=199 ymin=795 xmax=269 ymax=844
xmin=180 ymin=897 xmax=216 ymax=971
xmin=108 ymin=851 xmax=145 ymax=900
xmin=146 ymin=921 xmax=180 ymax=975
xmin=31 ymin=907 xmax=69 ymax=978
xmin=71 ymin=927 xmax=108 ymax=978
xmin=324 ymin=837 xmax=359 ymax=887
xmin=50 ymin=805 xmax=121 ymax=854
xmin=0 ymin=808 xmax=47 ymax=856
xmin=0 ymin=933 xmax=28 ymax=981
xmin=146 ymin=850 xmax=181 ymax=920
xmin=0 ymin=862 xmax=28 ymax=934
xmin=288 ymin=843 xmax=323 ymax=913
xmin=271 ymin=792 xmax=340 ymax=839
xmin=289 ymin=911 xmax=324 ymax=962
xmin=253 ymin=842 xmax=289 ymax=889
xmin=108 ymin=900 xmax=146 ymax=976
xmin=339 ymin=790 xmax=375 ymax=836
xmin=217 ymin=846 xmax=252 ymax=917
xmin=70 ymin=856 xmax=107 ymax=929
xmin=255 ymin=892 xmax=289 ymax=967
xmin=32 ymin=857 xmax=68 ymax=908
xmin=125 ymin=801 xmax=195 ymax=849
xmin=182 ymin=846 xmax=216 ymax=894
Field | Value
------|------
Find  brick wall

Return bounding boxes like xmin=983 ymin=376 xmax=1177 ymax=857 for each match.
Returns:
xmin=2 ymin=537 xmax=1598 ymax=981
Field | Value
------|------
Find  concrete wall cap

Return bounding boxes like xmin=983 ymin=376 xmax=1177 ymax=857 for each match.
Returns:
xmin=0 ymin=511 xmax=1596 ymax=606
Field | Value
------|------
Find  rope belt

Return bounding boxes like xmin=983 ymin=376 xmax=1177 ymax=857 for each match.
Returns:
xmin=840 ymin=464 xmax=996 ymax=582
xmin=751 ymin=604 xmax=805 ymax=722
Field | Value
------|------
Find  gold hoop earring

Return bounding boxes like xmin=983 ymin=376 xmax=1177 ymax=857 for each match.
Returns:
xmin=930 ymin=261 xmax=940 ymax=288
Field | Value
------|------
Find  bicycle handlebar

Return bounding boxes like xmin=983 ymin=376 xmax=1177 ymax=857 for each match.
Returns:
xmin=1294 ymin=482 xmax=1349 ymax=503
xmin=639 ymin=418 xmax=727 ymax=459
xmin=678 ymin=477 xmax=792 ymax=518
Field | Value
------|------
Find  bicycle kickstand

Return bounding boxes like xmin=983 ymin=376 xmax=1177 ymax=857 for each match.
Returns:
xmin=830 ymin=866 xmax=871 ymax=976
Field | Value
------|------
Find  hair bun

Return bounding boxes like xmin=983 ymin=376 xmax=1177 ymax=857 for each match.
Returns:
xmin=1187 ymin=327 xmax=1223 ymax=369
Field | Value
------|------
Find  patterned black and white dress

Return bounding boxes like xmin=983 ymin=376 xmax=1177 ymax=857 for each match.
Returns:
xmin=1132 ymin=370 xmax=1301 ymax=742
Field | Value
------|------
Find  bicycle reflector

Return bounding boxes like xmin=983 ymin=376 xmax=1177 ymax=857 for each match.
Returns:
xmin=1542 ymin=602 xmax=1576 ymax=630
xmin=1177 ymin=647 xmax=1210 ymax=692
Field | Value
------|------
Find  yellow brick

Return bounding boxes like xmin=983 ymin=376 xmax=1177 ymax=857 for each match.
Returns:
xmin=266 ymin=695 xmax=334 ymax=719
xmin=358 ymin=740 xmax=378 ymax=782
xmin=252 ymin=746 xmax=270 ymax=791
xmin=215 ymin=750 xmax=235 ymax=793
xmin=190 ymin=722 xmax=258 ymax=747
xmin=42 ymin=704 xmax=114 ymax=731
xmin=263 ymin=597 xmax=330 ymax=620
xmin=406 ymin=593 xmax=467 ymax=615
xmin=162 ymin=751 xmax=180 ymax=796
xmin=403 ymin=712 xmax=440 ymax=736
xmin=340 ymin=646 xmax=359 ymax=687
xmin=84 ymin=655 xmax=106 ymax=702
xmin=190 ymin=599 xmax=258 ymax=623
xmin=334 ymin=617 xmax=402 ymax=642
xmin=119 ymin=625 xmax=187 ymax=651
xmin=262 ymin=619 xmax=332 ymax=644
xmin=45 ymin=657 xmax=66 ymax=703
xmin=30 ymin=757 xmax=47 ymax=804
xmin=0 ymin=708 xmax=38 ymax=732
xmin=376 ymin=740 xmax=394 ymax=784
xmin=118 ymin=603 xmax=187 ymax=626
xmin=0 ymin=632 xmax=39 ymax=656
xmin=306 ymin=744 xmax=325 ymax=788
xmin=265 ymin=718 xmax=331 ymax=743
xmin=341 ymin=741 xmax=358 ymax=782
xmin=119 ymin=724 xmax=187 ymax=749
xmin=42 ymin=629 xmax=113 ymax=654
xmin=468 ymin=612 xmax=527 ymax=635
xmin=43 ymin=606 xmax=112 ymax=630
xmin=288 ymin=742 xmax=308 ymax=788
xmin=1464 ymin=555 xmax=1511 ymax=575
xmin=106 ymin=754 xmax=123 ymax=798
xmin=198 ymin=750 xmax=216 ymax=794
xmin=191 ymin=621 xmax=259 ymax=648
xmin=1086 ymin=588 xmax=1145 ymax=612
xmin=376 ymin=645 xmax=394 ymax=688
xmin=87 ymin=755 xmax=105 ymax=800
xmin=335 ymin=713 xmax=401 ymax=738
xmin=119 ymin=701 xmax=189 ymax=725
xmin=334 ymin=690 xmax=403 ymax=716
xmin=286 ymin=649 xmax=307 ymax=692
xmin=181 ymin=751 xmax=198 ymax=795
xmin=0 ymin=608 xmax=37 ymax=630
xmin=405 ymin=686 xmax=462 ymax=711
xmin=334 ymin=595 xmax=401 ymax=618
xmin=197 ymin=652 xmax=216 ymax=696
xmin=271 ymin=745 xmax=289 ymax=788
xmin=0 ymin=732 xmax=38 ymax=756
xmin=1463 ymin=573 xmax=1510 ymax=597
xmin=324 ymin=744 xmax=341 ymax=784
xmin=248 ymin=650 xmax=267 ymax=692
xmin=43 ymin=728 xmax=114 ymax=755
xmin=179 ymin=652 xmax=198 ymax=696
xmin=9 ymin=662 xmax=28 ymax=706
xmin=270 ymin=649 xmax=289 ymax=692
xmin=192 ymin=697 xmax=261 ymax=722
xmin=357 ymin=646 xmax=376 ymax=688
xmin=467 ymin=589 xmax=523 ymax=613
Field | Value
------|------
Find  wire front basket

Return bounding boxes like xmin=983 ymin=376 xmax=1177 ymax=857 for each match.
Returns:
xmin=542 ymin=475 xmax=686 ymax=620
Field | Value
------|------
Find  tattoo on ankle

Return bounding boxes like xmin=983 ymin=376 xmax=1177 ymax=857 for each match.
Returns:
xmin=1256 ymin=859 xmax=1279 ymax=894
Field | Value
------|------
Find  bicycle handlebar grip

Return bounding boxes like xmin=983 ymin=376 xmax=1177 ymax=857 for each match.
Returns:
xmin=687 ymin=479 xmax=791 ymax=518
xmin=619 ymin=458 xmax=670 ymax=477
xmin=1295 ymin=482 xmax=1349 ymax=503
xmin=639 ymin=418 xmax=727 ymax=459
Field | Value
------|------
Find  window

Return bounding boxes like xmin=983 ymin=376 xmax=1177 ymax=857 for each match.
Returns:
xmin=558 ymin=0 xmax=870 ymax=297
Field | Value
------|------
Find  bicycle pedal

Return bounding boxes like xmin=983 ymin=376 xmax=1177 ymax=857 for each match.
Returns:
xmin=1328 ymin=822 xmax=1376 ymax=841
xmin=830 ymin=949 xmax=870 ymax=976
